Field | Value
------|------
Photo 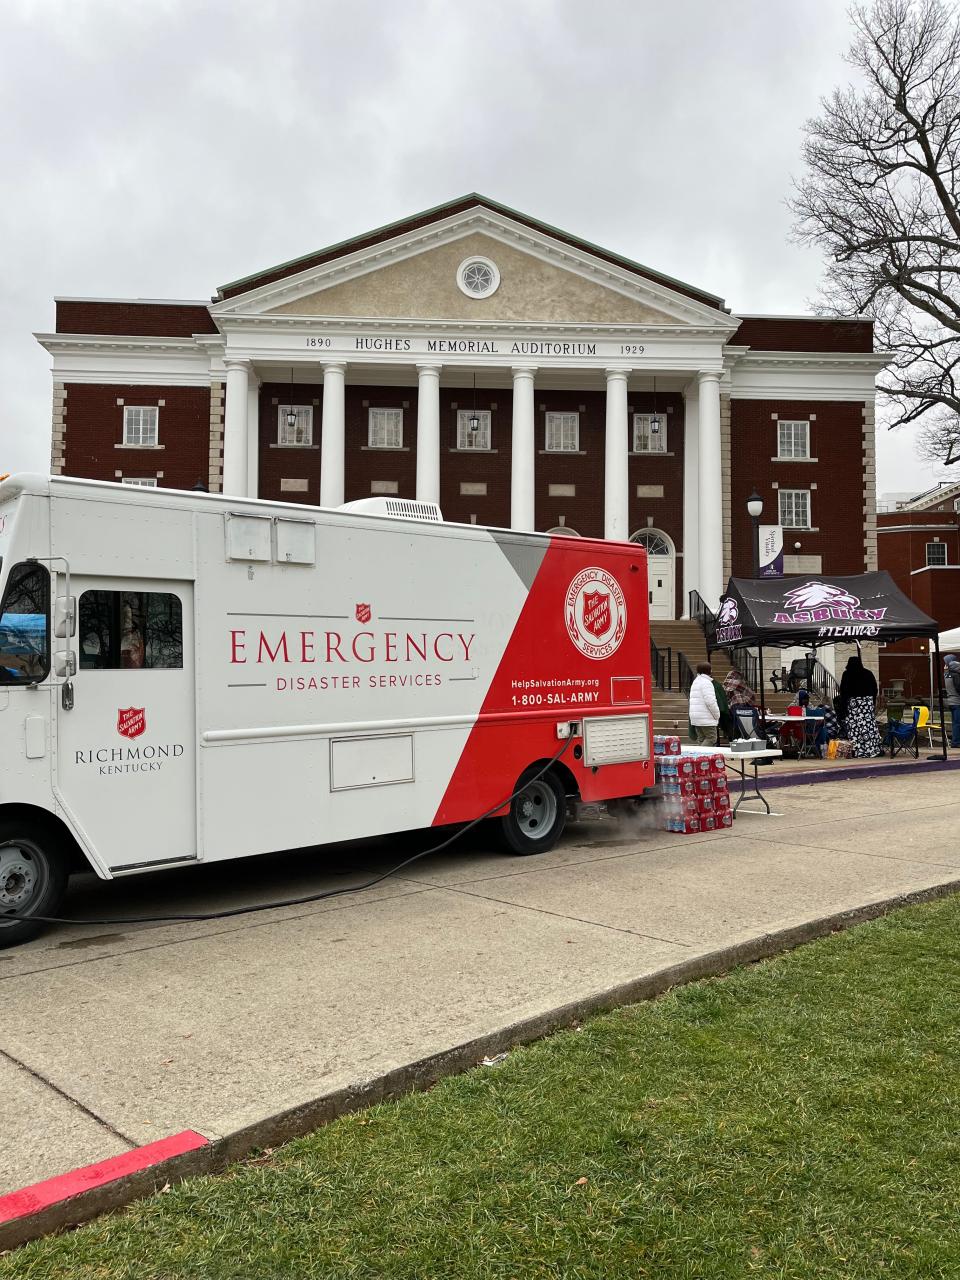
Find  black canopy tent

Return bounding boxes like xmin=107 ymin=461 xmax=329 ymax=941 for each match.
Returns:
xmin=711 ymin=572 xmax=946 ymax=760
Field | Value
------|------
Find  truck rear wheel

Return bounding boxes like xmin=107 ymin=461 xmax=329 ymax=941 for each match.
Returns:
xmin=0 ymin=824 xmax=69 ymax=949
xmin=500 ymin=768 xmax=566 ymax=855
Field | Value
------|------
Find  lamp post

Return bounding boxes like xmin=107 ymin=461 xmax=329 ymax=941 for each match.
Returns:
xmin=747 ymin=491 xmax=763 ymax=577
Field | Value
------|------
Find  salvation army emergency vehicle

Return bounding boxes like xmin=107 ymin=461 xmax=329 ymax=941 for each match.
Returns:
xmin=0 ymin=475 xmax=655 ymax=945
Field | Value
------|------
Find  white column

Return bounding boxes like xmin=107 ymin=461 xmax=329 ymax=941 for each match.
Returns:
xmin=319 ymin=361 xmax=346 ymax=508
xmin=222 ymin=358 xmax=249 ymax=497
xmin=416 ymin=364 xmax=441 ymax=504
xmin=697 ymin=370 xmax=724 ymax=607
xmin=246 ymin=372 xmax=260 ymax=499
xmin=604 ymin=367 xmax=630 ymax=541
xmin=510 ymin=366 xmax=536 ymax=530
xmin=682 ymin=379 xmax=700 ymax=616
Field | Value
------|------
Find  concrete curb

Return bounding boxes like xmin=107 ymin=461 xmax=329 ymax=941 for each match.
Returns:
xmin=759 ymin=756 xmax=960 ymax=790
xmin=4 ymin=873 xmax=960 ymax=1253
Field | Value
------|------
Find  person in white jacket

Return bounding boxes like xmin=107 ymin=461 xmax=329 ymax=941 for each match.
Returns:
xmin=689 ymin=662 xmax=720 ymax=745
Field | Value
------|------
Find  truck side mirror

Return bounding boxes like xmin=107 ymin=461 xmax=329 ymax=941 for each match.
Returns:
xmin=53 ymin=650 xmax=77 ymax=678
xmin=54 ymin=596 xmax=76 ymax=639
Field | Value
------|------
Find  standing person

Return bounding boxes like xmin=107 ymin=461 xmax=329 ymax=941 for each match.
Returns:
xmin=689 ymin=662 xmax=720 ymax=746
xmin=944 ymin=654 xmax=960 ymax=748
xmin=839 ymin=655 xmax=883 ymax=758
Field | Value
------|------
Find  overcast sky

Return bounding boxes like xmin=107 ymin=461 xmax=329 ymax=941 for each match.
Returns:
xmin=0 ymin=0 xmax=949 ymax=498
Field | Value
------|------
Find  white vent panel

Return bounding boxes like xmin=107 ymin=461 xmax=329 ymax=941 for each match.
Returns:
xmin=582 ymin=714 xmax=650 ymax=767
xmin=339 ymin=496 xmax=443 ymax=522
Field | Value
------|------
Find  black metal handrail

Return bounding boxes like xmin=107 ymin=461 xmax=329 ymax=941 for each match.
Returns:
xmin=769 ymin=653 xmax=840 ymax=704
xmin=688 ymin=590 xmax=716 ymax=652
xmin=677 ymin=650 xmax=696 ymax=695
xmin=735 ymin=649 xmax=760 ymax=695
xmin=650 ymin=638 xmax=673 ymax=691
xmin=808 ymin=656 xmax=840 ymax=705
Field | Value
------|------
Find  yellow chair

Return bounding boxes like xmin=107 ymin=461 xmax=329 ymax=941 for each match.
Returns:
xmin=907 ymin=705 xmax=933 ymax=749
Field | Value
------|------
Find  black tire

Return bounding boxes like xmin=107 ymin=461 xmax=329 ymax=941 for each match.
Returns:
xmin=500 ymin=767 xmax=567 ymax=855
xmin=0 ymin=822 xmax=69 ymax=948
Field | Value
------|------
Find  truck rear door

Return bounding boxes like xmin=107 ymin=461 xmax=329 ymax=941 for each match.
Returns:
xmin=55 ymin=577 xmax=197 ymax=874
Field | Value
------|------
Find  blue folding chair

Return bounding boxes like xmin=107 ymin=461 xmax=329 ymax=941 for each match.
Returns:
xmin=885 ymin=707 xmax=920 ymax=759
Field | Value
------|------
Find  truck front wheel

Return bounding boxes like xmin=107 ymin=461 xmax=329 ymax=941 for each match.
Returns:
xmin=0 ymin=825 xmax=69 ymax=949
xmin=500 ymin=768 xmax=566 ymax=855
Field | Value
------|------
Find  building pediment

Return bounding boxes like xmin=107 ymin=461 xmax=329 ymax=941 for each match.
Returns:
xmin=263 ymin=232 xmax=688 ymax=327
xmin=211 ymin=199 xmax=738 ymax=334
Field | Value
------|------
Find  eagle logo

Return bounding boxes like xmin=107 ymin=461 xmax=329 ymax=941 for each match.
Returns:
xmin=782 ymin=582 xmax=860 ymax=611
xmin=717 ymin=598 xmax=739 ymax=625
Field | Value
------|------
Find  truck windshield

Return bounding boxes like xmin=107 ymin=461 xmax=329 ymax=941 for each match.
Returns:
xmin=0 ymin=562 xmax=50 ymax=684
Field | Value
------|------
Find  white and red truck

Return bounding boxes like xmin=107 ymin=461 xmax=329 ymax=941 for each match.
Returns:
xmin=0 ymin=475 xmax=654 ymax=945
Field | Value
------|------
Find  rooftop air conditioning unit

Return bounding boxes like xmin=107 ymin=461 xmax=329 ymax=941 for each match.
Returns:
xmin=339 ymin=497 xmax=443 ymax=523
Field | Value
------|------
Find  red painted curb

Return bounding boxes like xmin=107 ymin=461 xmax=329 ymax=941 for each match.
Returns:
xmin=0 ymin=1130 xmax=210 ymax=1224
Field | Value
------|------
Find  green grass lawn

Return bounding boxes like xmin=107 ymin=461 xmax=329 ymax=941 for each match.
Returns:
xmin=5 ymin=896 xmax=960 ymax=1279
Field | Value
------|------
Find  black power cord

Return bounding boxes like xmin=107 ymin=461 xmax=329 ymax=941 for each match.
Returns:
xmin=1 ymin=738 xmax=573 ymax=930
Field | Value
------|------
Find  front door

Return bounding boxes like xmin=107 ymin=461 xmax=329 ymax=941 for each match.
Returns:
xmin=55 ymin=578 xmax=196 ymax=873
xmin=647 ymin=556 xmax=674 ymax=620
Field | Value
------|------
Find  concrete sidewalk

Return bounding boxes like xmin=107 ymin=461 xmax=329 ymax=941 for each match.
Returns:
xmin=2 ymin=770 xmax=958 ymax=1235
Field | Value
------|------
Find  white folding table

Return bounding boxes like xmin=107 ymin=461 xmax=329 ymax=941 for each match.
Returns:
xmin=681 ymin=744 xmax=783 ymax=815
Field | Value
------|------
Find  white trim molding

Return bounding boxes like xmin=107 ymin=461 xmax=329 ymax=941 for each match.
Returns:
xmin=726 ymin=349 xmax=891 ymax=401
xmin=34 ymin=332 xmax=224 ymax=387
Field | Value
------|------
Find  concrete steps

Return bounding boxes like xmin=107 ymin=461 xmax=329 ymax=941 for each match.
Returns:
xmin=648 ymin=619 xmax=793 ymax=734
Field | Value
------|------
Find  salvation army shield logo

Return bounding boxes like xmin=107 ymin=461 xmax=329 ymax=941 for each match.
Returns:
xmin=355 ymin=603 xmax=372 ymax=624
xmin=582 ymin=590 xmax=610 ymax=639
xmin=117 ymin=707 xmax=146 ymax=739
xmin=565 ymin=568 xmax=626 ymax=660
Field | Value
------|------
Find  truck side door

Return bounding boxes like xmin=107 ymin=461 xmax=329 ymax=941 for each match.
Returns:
xmin=55 ymin=578 xmax=196 ymax=873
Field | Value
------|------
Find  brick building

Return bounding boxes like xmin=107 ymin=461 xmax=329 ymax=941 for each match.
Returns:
xmin=36 ymin=194 xmax=886 ymax=618
xmin=876 ymin=481 xmax=960 ymax=697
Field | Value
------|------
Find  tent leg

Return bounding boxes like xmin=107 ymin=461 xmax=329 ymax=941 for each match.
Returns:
xmin=758 ymin=644 xmax=766 ymax=725
xmin=931 ymin=638 xmax=948 ymax=762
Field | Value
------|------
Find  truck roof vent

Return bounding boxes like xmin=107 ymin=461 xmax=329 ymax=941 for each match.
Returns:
xmin=339 ymin=497 xmax=443 ymax=523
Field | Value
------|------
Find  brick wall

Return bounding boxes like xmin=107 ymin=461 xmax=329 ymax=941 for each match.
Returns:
xmin=530 ymin=389 xmax=604 ymax=538
xmin=252 ymin=383 xmax=688 ymax=581
xmin=733 ymin=317 xmax=873 ymax=353
xmin=729 ymin=400 xmax=866 ymax=577
xmin=257 ymin=382 xmax=323 ymax=504
xmin=62 ymin=384 xmax=212 ymax=490
xmin=345 ymin=386 xmax=418 ymax=503
xmin=439 ymin=387 xmax=512 ymax=528
xmin=55 ymin=301 xmax=217 ymax=337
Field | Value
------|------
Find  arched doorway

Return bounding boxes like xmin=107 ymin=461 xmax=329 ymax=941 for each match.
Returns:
xmin=545 ymin=526 xmax=580 ymax=537
xmin=629 ymin=529 xmax=675 ymax=619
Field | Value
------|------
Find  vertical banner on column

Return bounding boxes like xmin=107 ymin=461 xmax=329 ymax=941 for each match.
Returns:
xmin=758 ymin=524 xmax=784 ymax=577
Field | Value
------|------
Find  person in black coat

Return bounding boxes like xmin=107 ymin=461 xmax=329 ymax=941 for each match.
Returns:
xmin=839 ymin=655 xmax=883 ymax=757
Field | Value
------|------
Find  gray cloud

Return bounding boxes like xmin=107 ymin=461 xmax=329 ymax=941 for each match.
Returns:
xmin=0 ymin=0 xmax=940 ymax=493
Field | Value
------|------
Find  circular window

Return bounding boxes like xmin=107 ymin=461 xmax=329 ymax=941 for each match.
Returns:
xmin=457 ymin=256 xmax=500 ymax=299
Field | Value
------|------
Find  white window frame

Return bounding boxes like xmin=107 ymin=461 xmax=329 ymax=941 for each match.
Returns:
xmin=545 ymin=412 xmax=579 ymax=452
xmin=632 ymin=414 xmax=667 ymax=454
xmin=456 ymin=409 xmax=492 ymax=451
xmin=779 ymin=488 xmax=811 ymax=528
xmin=926 ymin=541 xmax=948 ymax=566
xmin=121 ymin=477 xmax=158 ymax=488
xmin=777 ymin=420 xmax=810 ymax=459
xmin=123 ymin=406 xmax=159 ymax=447
xmin=368 ymin=408 xmax=404 ymax=449
xmin=277 ymin=405 xmax=313 ymax=447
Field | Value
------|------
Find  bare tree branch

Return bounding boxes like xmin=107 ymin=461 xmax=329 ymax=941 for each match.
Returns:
xmin=791 ymin=0 xmax=960 ymax=465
